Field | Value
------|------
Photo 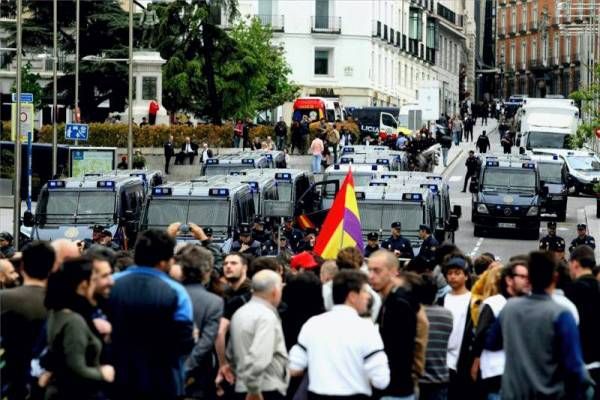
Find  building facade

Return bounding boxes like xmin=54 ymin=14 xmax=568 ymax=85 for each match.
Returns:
xmin=237 ymin=0 xmax=470 ymax=120
xmin=495 ymin=0 xmax=586 ymax=99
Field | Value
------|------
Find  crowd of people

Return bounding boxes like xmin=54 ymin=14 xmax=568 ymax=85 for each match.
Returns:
xmin=2 ymin=210 xmax=600 ymax=400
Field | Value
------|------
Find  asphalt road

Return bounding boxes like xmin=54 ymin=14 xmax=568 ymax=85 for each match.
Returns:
xmin=445 ymin=120 xmax=597 ymax=262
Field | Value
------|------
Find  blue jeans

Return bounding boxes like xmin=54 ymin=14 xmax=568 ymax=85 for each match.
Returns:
xmin=233 ymin=135 xmax=241 ymax=148
xmin=452 ymin=131 xmax=460 ymax=145
xmin=312 ymin=154 xmax=322 ymax=173
xmin=276 ymin=136 xmax=286 ymax=151
xmin=441 ymin=147 xmax=449 ymax=167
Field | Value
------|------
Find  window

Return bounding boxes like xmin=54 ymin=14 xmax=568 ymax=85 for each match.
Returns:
xmin=409 ymin=8 xmax=422 ymax=40
xmin=533 ymin=2 xmax=538 ymax=24
xmin=532 ymin=39 xmax=537 ymax=60
xmin=565 ymin=37 xmax=570 ymax=61
xmin=426 ymin=19 xmax=437 ymax=48
xmin=132 ymin=76 xmax=137 ymax=100
xmin=404 ymin=64 xmax=408 ymax=87
xmin=142 ymin=77 xmax=157 ymax=100
xmin=501 ymin=10 xmax=506 ymax=30
xmin=554 ymin=36 xmax=559 ymax=63
xmin=522 ymin=4 xmax=528 ymax=25
xmin=410 ymin=66 xmax=413 ymax=89
xmin=542 ymin=36 xmax=548 ymax=64
xmin=521 ymin=41 xmax=526 ymax=67
xmin=510 ymin=42 xmax=516 ymax=68
xmin=314 ymin=49 xmax=330 ymax=75
xmin=511 ymin=7 xmax=516 ymax=29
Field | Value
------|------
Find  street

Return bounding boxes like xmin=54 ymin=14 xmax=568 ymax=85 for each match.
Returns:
xmin=446 ymin=119 xmax=598 ymax=262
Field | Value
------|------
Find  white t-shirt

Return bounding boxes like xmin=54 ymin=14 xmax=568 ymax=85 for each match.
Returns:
xmin=443 ymin=291 xmax=472 ymax=371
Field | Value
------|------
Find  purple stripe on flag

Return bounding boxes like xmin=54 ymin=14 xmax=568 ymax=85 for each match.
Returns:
xmin=343 ymin=208 xmax=364 ymax=250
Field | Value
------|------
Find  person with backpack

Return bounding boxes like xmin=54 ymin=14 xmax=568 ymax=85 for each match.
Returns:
xmin=437 ymin=126 xmax=453 ymax=167
xmin=476 ymin=131 xmax=491 ymax=154
xmin=501 ymin=133 xmax=512 ymax=154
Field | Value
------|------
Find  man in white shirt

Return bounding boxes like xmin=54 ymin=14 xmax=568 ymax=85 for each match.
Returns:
xmin=200 ymin=143 xmax=213 ymax=163
xmin=289 ymin=270 xmax=390 ymax=399
xmin=438 ymin=255 xmax=474 ymax=400
xmin=180 ymin=136 xmax=198 ymax=164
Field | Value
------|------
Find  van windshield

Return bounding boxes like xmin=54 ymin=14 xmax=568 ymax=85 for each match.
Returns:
xmin=538 ymin=163 xmax=563 ymax=184
xmin=527 ymin=131 xmax=570 ymax=149
xmin=39 ymin=190 xmax=116 ymax=224
xmin=566 ymin=156 xmax=600 ymax=172
xmin=359 ymin=203 xmax=423 ymax=238
xmin=482 ymin=169 xmax=536 ymax=193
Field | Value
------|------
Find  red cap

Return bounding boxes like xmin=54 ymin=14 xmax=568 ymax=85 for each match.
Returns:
xmin=290 ymin=251 xmax=319 ymax=270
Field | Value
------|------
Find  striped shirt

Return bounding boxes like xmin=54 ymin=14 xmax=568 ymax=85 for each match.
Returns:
xmin=420 ymin=305 xmax=453 ymax=384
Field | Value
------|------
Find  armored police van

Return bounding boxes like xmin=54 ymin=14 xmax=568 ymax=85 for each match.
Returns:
xmin=24 ymin=175 xmax=146 ymax=246
xmin=339 ymin=153 xmax=405 ymax=171
xmin=527 ymin=154 xmax=568 ymax=221
xmin=243 ymin=150 xmax=287 ymax=168
xmin=368 ymin=176 xmax=461 ymax=242
xmin=353 ymin=186 xmax=437 ymax=250
xmin=341 ymin=145 xmax=390 ymax=155
xmin=470 ymin=155 xmax=547 ymax=238
xmin=85 ymin=169 xmax=164 ymax=197
xmin=141 ymin=181 xmax=256 ymax=242
xmin=201 ymin=153 xmax=271 ymax=176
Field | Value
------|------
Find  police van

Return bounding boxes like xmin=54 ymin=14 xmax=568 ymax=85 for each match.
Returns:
xmin=23 ymin=175 xmax=146 ymax=246
xmin=534 ymin=149 xmax=600 ymax=196
xmin=353 ymin=186 xmax=437 ymax=250
xmin=341 ymin=145 xmax=391 ymax=155
xmin=192 ymin=174 xmax=278 ymax=217
xmin=368 ymin=176 xmax=461 ymax=242
xmin=526 ymin=154 xmax=568 ymax=221
xmin=243 ymin=150 xmax=287 ymax=168
xmin=339 ymin=153 xmax=406 ymax=171
xmin=141 ymin=181 xmax=256 ymax=242
xmin=85 ymin=169 xmax=164 ymax=197
xmin=201 ymin=154 xmax=271 ymax=176
xmin=238 ymin=169 xmax=317 ymax=219
xmin=470 ymin=155 xmax=547 ymax=238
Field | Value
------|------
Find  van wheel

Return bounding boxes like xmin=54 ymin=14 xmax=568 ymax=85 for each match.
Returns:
xmin=474 ymin=226 xmax=484 ymax=237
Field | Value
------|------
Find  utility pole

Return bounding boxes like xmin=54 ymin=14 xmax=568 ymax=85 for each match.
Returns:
xmin=13 ymin=0 xmax=23 ymax=248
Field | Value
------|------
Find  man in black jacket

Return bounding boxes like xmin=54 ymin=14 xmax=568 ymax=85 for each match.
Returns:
xmin=475 ymin=131 xmax=490 ymax=154
xmin=109 ymin=230 xmax=194 ymax=400
xmin=566 ymin=245 xmax=600 ymax=398
xmin=368 ymin=250 xmax=418 ymax=400
xmin=179 ymin=136 xmax=199 ymax=165
xmin=463 ymin=151 xmax=480 ymax=192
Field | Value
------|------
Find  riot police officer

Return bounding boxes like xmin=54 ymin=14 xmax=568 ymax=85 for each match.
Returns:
xmin=381 ymin=222 xmax=414 ymax=259
xmin=231 ymin=223 xmax=262 ymax=257
xmin=569 ymin=223 xmax=596 ymax=252
xmin=364 ymin=232 xmax=380 ymax=258
xmin=282 ymin=217 xmax=303 ymax=252
xmin=418 ymin=224 xmax=439 ymax=263
xmin=251 ymin=216 xmax=270 ymax=243
xmin=539 ymin=221 xmax=565 ymax=252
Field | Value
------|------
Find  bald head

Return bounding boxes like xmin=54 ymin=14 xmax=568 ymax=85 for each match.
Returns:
xmin=252 ymin=269 xmax=283 ymax=307
xmin=0 ymin=259 xmax=18 ymax=288
xmin=51 ymin=239 xmax=80 ymax=272
xmin=369 ymin=249 xmax=400 ymax=271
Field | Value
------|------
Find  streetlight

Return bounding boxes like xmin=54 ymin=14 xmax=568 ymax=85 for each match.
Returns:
xmin=37 ymin=52 xmax=58 ymax=177
xmin=13 ymin=0 xmax=23 ymax=248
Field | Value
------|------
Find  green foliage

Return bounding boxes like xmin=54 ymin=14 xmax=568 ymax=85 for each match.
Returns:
xmin=1 ymin=0 xmax=132 ymax=121
xmin=10 ymin=62 xmax=43 ymax=110
xmin=569 ymin=64 xmax=600 ymax=149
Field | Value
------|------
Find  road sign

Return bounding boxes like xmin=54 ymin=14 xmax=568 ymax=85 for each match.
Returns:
xmin=10 ymin=103 xmax=34 ymax=142
xmin=11 ymin=92 xmax=33 ymax=103
xmin=65 ymin=123 xmax=89 ymax=141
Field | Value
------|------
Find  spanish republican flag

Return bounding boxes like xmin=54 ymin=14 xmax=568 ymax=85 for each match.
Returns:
xmin=314 ymin=169 xmax=364 ymax=260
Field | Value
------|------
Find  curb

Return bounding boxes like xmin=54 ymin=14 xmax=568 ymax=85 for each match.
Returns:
xmin=582 ymin=205 xmax=600 ymax=260
xmin=440 ymin=148 xmax=465 ymax=178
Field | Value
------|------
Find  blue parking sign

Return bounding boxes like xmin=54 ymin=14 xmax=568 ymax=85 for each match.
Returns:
xmin=65 ymin=123 xmax=89 ymax=141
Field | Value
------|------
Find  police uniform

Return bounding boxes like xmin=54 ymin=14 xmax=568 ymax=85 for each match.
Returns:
xmin=230 ymin=224 xmax=262 ymax=257
xmin=539 ymin=222 xmax=566 ymax=252
xmin=381 ymin=222 xmax=414 ymax=259
xmin=296 ymin=228 xmax=317 ymax=253
xmin=364 ymin=232 xmax=380 ymax=258
xmin=569 ymin=236 xmax=596 ymax=252
xmin=283 ymin=218 xmax=304 ymax=251
xmin=252 ymin=217 xmax=270 ymax=243
xmin=419 ymin=225 xmax=439 ymax=262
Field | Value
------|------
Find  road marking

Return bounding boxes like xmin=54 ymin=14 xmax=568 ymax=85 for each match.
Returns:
xmin=449 ymin=175 xmax=462 ymax=182
xmin=469 ymin=237 xmax=484 ymax=257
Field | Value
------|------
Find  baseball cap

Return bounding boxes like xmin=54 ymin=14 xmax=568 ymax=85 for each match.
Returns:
xmin=290 ymin=251 xmax=319 ymax=270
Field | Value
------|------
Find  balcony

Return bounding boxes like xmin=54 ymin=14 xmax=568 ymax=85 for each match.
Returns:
xmin=383 ymin=24 xmax=388 ymax=41
xmin=572 ymin=53 xmax=580 ymax=65
xmin=497 ymin=25 xmax=506 ymax=38
xmin=426 ymin=47 xmax=436 ymax=64
xmin=255 ymin=14 xmax=284 ymax=32
xmin=552 ymin=15 xmax=560 ymax=26
xmin=311 ymin=16 xmax=341 ymax=33
xmin=389 ymin=28 xmax=395 ymax=44
xmin=420 ymin=43 xmax=425 ymax=59
xmin=528 ymin=58 xmax=542 ymax=69
xmin=519 ymin=21 xmax=527 ymax=33
xmin=395 ymin=31 xmax=401 ymax=47
xmin=561 ymin=54 xmax=571 ymax=66
xmin=372 ymin=20 xmax=382 ymax=37
xmin=508 ymin=23 xmax=517 ymax=35
xmin=530 ymin=19 xmax=538 ymax=31
xmin=409 ymin=38 xmax=419 ymax=56
xmin=402 ymin=34 xmax=407 ymax=51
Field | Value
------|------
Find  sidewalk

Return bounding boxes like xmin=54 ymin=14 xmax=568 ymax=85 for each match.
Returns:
xmin=582 ymin=204 xmax=600 ymax=260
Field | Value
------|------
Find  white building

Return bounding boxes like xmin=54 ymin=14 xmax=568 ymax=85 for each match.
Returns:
xmin=236 ymin=0 xmax=468 ymax=120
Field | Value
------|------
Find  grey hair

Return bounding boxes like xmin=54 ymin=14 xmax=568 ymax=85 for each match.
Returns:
xmin=175 ymin=244 xmax=214 ymax=284
xmin=252 ymin=269 xmax=282 ymax=294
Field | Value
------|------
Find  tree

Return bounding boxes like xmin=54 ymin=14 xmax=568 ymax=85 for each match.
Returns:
xmin=11 ymin=61 xmax=43 ymax=111
xmin=1 ymin=0 xmax=132 ymax=121
xmin=569 ymin=64 xmax=600 ymax=148
xmin=155 ymin=0 xmax=239 ymax=123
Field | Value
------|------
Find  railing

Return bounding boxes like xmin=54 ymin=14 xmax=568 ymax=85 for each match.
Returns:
xmin=396 ymin=31 xmax=401 ymax=47
xmin=551 ymin=57 xmax=560 ymax=67
xmin=508 ymin=23 xmax=516 ymax=34
xmin=373 ymin=20 xmax=382 ymax=37
xmin=383 ymin=24 xmax=388 ymax=41
xmin=426 ymin=47 xmax=436 ymax=64
xmin=409 ymin=38 xmax=419 ymax=56
xmin=402 ymin=34 xmax=407 ymax=51
xmin=498 ymin=25 xmax=506 ymax=37
xmin=389 ymin=28 xmax=395 ymax=44
xmin=519 ymin=22 xmax=527 ymax=32
xmin=561 ymin=54 xmax=571 ymax=65
xmin=311 ymin=16 xmax=342 ymax=33
xmin=255 ymin=14 xmax=284 ymax=32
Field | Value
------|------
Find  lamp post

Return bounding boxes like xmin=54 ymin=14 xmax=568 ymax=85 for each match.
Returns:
xmin=74 ymin=0 xmax=80 ymax=143
xmin=499 ymin=53 xmax=505 ymax=99
xmin=82 ymin=53 xmax=134 ymax=168
xmin=13 ymin=0 xmax=23 ymax=248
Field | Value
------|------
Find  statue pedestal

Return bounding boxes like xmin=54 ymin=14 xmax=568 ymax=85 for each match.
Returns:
xmin=123 ymin=51 xmax=169 ymax=125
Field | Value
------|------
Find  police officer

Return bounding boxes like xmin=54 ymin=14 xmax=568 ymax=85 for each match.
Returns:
xmin=230 ymin=223 xmax=262 ymax=257
xmin=261 ymin=229 xmax=279 ymax=256
xmin=381 ymin=222 xmax=414 ymax=259
xmin=462 ymin=150 xmax=480 ymax=192
xmin=569 ymin=223 xmax=596 ymax=252
xmin=418 ymin=224 xmax=439 ymax=263
xmin=539 ymin=221 xmax=565 ymax=252
xmin=252 ymin=216 xmax=270 ymax=243
xmin=0 ymin=232 xmax=15 ymax=258
xmin=282 ymin=217 xmax=303 ymax=252
xmin=200 ymin=227 xmax=224 ymax=269
xmin=548 ymin=237 xmax=567 ymax=264
xmin=364 ymin=232 xmax=380 ymax=258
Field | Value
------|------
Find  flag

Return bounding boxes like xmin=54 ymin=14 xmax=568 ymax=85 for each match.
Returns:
xmin=314 ymin=169 xmax=364 ymax=259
